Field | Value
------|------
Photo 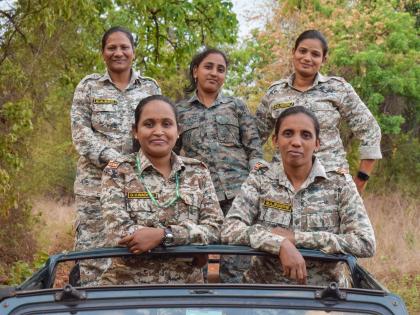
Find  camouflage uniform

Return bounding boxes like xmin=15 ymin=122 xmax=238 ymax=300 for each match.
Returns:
xmin=256 ymin=73 xmax=382 ymax=171
xmin=175 ymin=93 xmax=263 ymax=283
xmin=222 ymin=158 xmax=376 ymax=286
xmin=71 ymin=70 xmax=160 ymax=284
xmin=175 ymin=93 xmax=263 ymax=201
xmin=99 ymin=150 xmax=224 ymax=285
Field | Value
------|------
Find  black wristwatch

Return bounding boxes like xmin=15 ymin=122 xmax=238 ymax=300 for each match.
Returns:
xmin=162 ymin=227 xmax=174 ymax=246
xmin=357 ymin=171 xmax=370 ymax=181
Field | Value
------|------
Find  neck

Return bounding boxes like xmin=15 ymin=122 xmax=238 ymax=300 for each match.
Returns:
xmin=109 ymin=69 xmax=131 ymax=90
xmin=197 ymin=88 xmax=218 ymax=107
xmin=145 ymin=152 xmax=172 ymax=179
xmin=293 ymin=72 xmax=316 ymax=92
xmin=284 ymin=162 xmax=313 ymax=191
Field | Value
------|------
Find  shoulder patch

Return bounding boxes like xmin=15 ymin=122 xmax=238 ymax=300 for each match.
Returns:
xmin=253 ymin=161 xmax=269 ymax=173
xmin=107 ymin=160 xmax=120 ymax=169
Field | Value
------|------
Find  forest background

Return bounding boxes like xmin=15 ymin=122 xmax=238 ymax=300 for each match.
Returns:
xmin=0 ymin=0 xmax=419 ymax=312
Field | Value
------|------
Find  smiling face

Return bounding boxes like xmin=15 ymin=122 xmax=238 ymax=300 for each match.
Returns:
xmin=134 ymin=100 xmax=179 ymax=160
xmin=292 ymin=38 xmax=326 ymax=78
xmin=102 ymin=31 xmax=135 ymax=75
xmin=193 ymin=53 xmax=227 ymax=95
xmin=273 ymin=113 xmax=320 ymax=169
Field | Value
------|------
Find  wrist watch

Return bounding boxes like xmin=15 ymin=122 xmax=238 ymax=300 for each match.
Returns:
xmin=162 ymin=227 xmax=174 ymax=246
xmin=357 ymin=171 xmax=370 ymax=181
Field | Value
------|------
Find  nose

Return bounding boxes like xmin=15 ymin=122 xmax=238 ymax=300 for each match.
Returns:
xmin=290 ymin=135 xmax=302 ymax=147
xmin=114 ymin=47 xmax=124 ymax=56
xmin=152 ymin=125 xmax=164 ymax=135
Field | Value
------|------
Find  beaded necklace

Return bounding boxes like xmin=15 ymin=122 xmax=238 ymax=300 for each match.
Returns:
xmin=135 ymin=155 xmax=180 ymax=208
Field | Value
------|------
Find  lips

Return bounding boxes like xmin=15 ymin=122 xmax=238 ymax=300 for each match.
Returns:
xmin=287 ymin=150 xmax=303 ymax=157
xmin=150 ymin=139 xmax=167 ymax=145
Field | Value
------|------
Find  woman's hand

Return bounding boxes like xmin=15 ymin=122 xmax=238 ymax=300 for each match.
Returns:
xmin=353 ymin=176 xmax=368 ymax=194
xmin=278 ymin=239 xmax=307 ymax=284
xmin=119 ymin=227 xmax=164 ymax=254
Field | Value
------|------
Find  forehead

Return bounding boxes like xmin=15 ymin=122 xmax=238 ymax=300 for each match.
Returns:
xmin=200 ymin=53 xmax=226 ymax=66
xmin=280 ymin=113 xmax=316 ymax=132
xmin=140 ymin=100 xmax=176 ymax=120
xmin=105 ymin=31 xmax=132 ymax=45
xmin=296 ymin=38 xmax=323 ymax=52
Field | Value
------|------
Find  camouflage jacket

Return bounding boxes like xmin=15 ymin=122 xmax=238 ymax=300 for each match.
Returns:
xmin=255 ymin=73 xmax=382 ymax=172
xmin=222 ymin=158 xmax=376 ymax=285
xmin=175 ymin=92 xmax=263 ymax=201
xmin=71 ymin=70 xmax=160 ymax=197
xmin=99 ymin=150 xmax=224 ymax=284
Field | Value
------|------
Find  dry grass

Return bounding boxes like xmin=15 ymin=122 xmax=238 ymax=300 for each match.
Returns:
xmin=359 ymin=193 xmax=420 ymax=280
xmin=32 ymin=198 xmax=75 ymax=254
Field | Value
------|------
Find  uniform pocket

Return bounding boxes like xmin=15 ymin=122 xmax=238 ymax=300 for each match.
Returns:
xmin=215 ymin=115 xmax=240 ymax=146
xmin=91 ymin=103 xmax=120 ymax=132
xmin=127 ymin=198 xmax=156 ymax=226
xmin=178 ymin=192 xmax=202 ymax=223
xmin=309 ymin=102 xmax=339 ymax=129
xmin=260 ymin=208 xmax=292 ymax=227
xmin=181 ymin=121 xmax=201 ymax=148
xmin=306 ymin=212 xmax=339 ymax=232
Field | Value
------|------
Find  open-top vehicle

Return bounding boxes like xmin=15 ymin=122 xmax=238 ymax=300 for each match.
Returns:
xmin=0 ymin=245 xmax=408 ymax=315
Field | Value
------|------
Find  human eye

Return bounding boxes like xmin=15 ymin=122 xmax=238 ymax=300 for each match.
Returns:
xmin=311 ymin=51 xmax=321 ymax=58
xmin=106 ymin=45 xmax=116 ymax=51
xmin=282 ymin=129 xmax=293 ymax=137
xmin=298 ymin=48 xmax=307 ymax=54
xmin=162 ymin=119 xmax=174 ymax=128
xmin=217 ymin=65 xmax=226 ymax=73
xmin=143 ymin=120 xmax=154 ymax=128
xmin=302 ymin=131 xmax=313 ymax=139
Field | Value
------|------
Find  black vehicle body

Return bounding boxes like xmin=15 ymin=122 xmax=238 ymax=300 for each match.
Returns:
xmin=0 ymin=246 xmax=408 ymax=315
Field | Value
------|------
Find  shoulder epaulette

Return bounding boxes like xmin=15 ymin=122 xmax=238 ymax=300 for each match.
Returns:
xmin=330 ymin=168 xmax=352 ymax=182
xmin=180 ymin=156 xmax=208 ymax=168
xmin=268 ymin=79 xmax=287 ymax=90
xmin=329 ymin=76 xmax=347 ymax=83
xmin=139 ymin=75 xmax=159 ymax=87
xmin=79 ymin=73 xmax=101 ymax=84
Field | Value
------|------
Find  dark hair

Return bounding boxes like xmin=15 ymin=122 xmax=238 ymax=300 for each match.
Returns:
xmin=185 ymin=48 xmax=229 ymax=94
xmin=134 ymin=95 xmax=178 ymax=130
xmin=274 ymin=106 xmax=320 ymax=140
xmin=101 ymin=26 xmax=135 ymax=51
xmin=294 ymin=30 xmax=328 ymax=58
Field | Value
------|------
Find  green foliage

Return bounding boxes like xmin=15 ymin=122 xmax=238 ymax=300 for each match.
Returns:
xmin=0 ymin=0 xmax=238 ymax=272
xmin=0 ymin=251 xmax=48 ymax=286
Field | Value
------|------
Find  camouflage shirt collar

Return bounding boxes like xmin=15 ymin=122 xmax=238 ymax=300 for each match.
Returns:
xmin=137 ymin=149 xmax=185 ymax=177
xmin=188 ymin=91 xmax=230 ymax=106
xmin=286 ymin=72 xmax=330 ymax=89
xmin=273 ymin=157 xmax=328 ymax=191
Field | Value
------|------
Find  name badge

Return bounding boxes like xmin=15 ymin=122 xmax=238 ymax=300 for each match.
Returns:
xmin=93 ymin=98 xmax=117 ymax=105
xmin=263 ymin=199 xmax=292 ymax=212
xmin=127 ymin=192 xmax=157 ymax=199
xmin=272 ymin=101 xmax=294 ymax=110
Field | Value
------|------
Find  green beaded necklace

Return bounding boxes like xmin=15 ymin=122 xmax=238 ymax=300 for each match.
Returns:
xmin=135 ymin=155 xmax=180 ymax=208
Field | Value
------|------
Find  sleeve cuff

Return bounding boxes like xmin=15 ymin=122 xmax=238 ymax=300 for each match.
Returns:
xmin=250 ymin=232 xmax=285 ymax=255
xmin=359 ymin=145 xmax=382 ymax=160
xmin=169 ymin=225 xmax=189 ymax=245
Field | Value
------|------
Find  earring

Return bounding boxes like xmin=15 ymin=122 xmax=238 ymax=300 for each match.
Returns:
xmin=194 ymin=77 xmax=197 ymax=84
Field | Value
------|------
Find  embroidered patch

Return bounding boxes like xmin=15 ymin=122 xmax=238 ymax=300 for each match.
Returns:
xmin=93 ymin=98 xmax=117 ymax=105
xmin=254 ymin=162 xmax=264 ymax=170
xmin=263 ymin=199 xmax=292 ymax=212
xmin=107 ymin=161 xmax=119 ymax=169
xmin=127 ymin=192 xmax=157 ymax=199
xmin=272 ymin=101 xmax=294 ymax=110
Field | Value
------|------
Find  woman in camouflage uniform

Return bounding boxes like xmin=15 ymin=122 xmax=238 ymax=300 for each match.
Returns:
xmin=256 ymin=30 xmax=382 ymax=193
xmin=71 ymin=26 xmax=160 ymax=284
xmin=100 ymin=95 xmax=224 ymax=285
xmin=175 ymin=48 xmax=263 ymax=283
xmin=222 ymin=106 xmax=375 ymax=286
